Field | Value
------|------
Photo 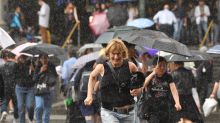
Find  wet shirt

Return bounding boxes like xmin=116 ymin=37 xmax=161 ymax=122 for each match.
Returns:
xmin=149 ymin=73 xmax=172 ymax=98
xmin=171 ymin=67 xmax=195 ymax=95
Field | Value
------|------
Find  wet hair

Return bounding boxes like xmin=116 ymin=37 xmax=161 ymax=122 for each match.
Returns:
xmin=39 ymin=53 xmax=48 ymax=59
xmin=105 ymin=39 xmax=128 ymax=59
xmin=174 ymin=61 xmax=184 ymax=66
xmin=152 ymin=56 xmax=167 ymax=66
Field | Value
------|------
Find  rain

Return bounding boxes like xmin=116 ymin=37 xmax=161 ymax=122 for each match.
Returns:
xmin=0 ymin=0 xmax=220 ymax=123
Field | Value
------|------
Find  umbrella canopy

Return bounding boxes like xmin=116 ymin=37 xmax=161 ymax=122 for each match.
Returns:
xmin=127 ymin=18 xmax=154 ymax=29
xmin=95 ymin=26 xmax=139 ymax=44
xmin=78 ymin=43 xmax=102 ymax=54
xmin=206 ymin=45 xmax=220 ymax=54
xmin=165 ymin=50 xmax=212 ymax=62
xmin=11 ymin=42 xmax=37 ymax=55
xmin=107 ymin=6 xmax=128 ymax=26
xmin=0 ymin=27 xmax=16 ymax=49
xmin=119 ymin=30 xmax=192 ymax=56
xmin=135 ymin=46 xmax=158 ymax=56
xmin=21 ymin=43 xmax=68 ymax=64
xmin=73 ymin=51 xmax=100 ymax=68
xmin=89 ymin=12 xmax=110 ymax=36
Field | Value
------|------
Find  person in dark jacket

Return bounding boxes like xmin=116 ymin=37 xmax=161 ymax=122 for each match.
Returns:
xmin=0 ymin=50 xmax=18 ymax=122
xmin=170 ymin=61 xmax=203 ymax=123
xmin=15 ymin=55 xmax=35 ymax=123
xmin=33 ymin=53 xmax=57 ymax=123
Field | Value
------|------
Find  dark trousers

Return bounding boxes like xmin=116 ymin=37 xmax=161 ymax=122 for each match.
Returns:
xmin=1 ymin=87 xmax=18 ymax=119
xmin=159 ymin=24 xmax=173 ymax=38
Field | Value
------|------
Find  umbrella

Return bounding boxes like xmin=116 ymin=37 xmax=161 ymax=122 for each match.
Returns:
xmin=165 ymin=50 xmax=212 ymax=62
xmin=135 ymin=46 xmax=158 ymax=56
xmin=0 ymin=27 xmax=16 ymax=49
xmin=89 ymin=12 xmax=110 ymax=36
xmin=119 ymin=30 xmax=192 ymax=56
xmin=107 ymin=6 xmax=128 ymax=26
xmin=21 ymin=43 xmax=68 ymax=64
xmin=95 ymin=26 xmax=139 ymax=44
xmin=207 ymin=45 xmax=220 ymax=55
xmin=73 ymin=51 xmax=100 ymax=68
xmin=127 ymin=18 xmax=154 ymax=29
xmin=78 ymin=43 xmax=102 ymax=54
xmin=11 ymin=42 xmax=37 ymax=55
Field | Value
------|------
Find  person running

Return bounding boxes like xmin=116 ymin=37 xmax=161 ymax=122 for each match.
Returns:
xmin=84 ymin=39 xmax=138 ymax=123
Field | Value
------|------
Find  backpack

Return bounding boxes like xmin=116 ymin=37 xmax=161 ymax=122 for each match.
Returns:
xmin=5 ymin=13 xmax=15 ymax=26
xmin=79 ymin=70 xmax=91 ymax=93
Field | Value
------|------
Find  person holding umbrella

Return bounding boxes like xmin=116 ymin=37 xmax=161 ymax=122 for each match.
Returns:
xmin=84 ymin=39 xmax=138 ymax=123
xmin=33 ymin=53 xmax=57 ymax=123
xmin=141 ymin=56 xmax=181 ymax=123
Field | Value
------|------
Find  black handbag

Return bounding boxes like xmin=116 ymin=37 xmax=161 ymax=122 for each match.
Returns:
xmin=137 ymin=87 xmax=153 ymax=120
xmin=34 ymin=73 xmax=51 ymax=96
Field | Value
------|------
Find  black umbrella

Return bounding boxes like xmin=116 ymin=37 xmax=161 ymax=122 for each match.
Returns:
xmin=95 ymin=26 xmax=139 ymax=44
xmin=107 ymin=5 xmax=128 ymax=27
xmin=21 ymin=43 xmax=68 ymax=64
xmin=165 ymin=50 xmax=212 ymax=62
xmin=119 ymin=30 xmax=192 ymax=56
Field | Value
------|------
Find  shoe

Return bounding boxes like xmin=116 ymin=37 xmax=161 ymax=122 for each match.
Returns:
xmin=0 ymin=111 xmax=7 ymax=121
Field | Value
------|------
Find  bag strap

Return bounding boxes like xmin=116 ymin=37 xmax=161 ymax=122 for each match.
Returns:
xmin=106 ymin=61 xmax=119 ymax=82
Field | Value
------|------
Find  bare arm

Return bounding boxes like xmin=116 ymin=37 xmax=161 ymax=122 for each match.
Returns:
xmin=170 ymin=82 xmax=181 ymax=111
xmin=210 ymin=81 xmax=219 ymax=98
xmin=84 ymin=64 xmax=103 ymax=105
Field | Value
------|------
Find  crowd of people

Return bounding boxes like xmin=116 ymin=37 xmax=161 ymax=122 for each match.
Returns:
xmin=1 ymin=0 xmax=220 ymax=123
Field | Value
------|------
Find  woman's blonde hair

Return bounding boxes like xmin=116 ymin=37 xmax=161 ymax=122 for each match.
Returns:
xmin=105 ymin=39 xmax=128 ymax=59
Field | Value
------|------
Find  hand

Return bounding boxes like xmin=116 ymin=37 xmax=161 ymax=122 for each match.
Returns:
xmin=76 ymin=20 xmax=80 ymax=24
xmin=130 ymin=87 xmax=143 ymax=96
xmin=175 ymin=103 xmax=182 ymax=111
xmin=40 ymin=65 xmax=47 ymax=73
xmin=210 ymin=94 xmax=215 ymax=98
xmin=84 ymin=96 xmax=93 ymax=106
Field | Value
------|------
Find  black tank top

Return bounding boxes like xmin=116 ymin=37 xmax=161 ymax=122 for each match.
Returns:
xmin=100 ymin=60 xmax=134 ymax=108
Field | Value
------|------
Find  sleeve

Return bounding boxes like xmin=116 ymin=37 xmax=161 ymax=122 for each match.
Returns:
xmin=190 ymin=70 xmax=196 ymax=88
xmin=205 ymin=6 xmax=210 ymax=17
xmin=194 ymin=6 xmax=200 ymax=17
xmin=39 ymin=5 xmax=46 ymax=16
xmin=73 ymin=68 xmax=83 ymax=89
xmin=153 ymin=12 xmax=160 ymax=23
xmin=61 ymin=62 xmax=68 ymax=80
xmin=167 ymin=74 xmax=173 ymax=84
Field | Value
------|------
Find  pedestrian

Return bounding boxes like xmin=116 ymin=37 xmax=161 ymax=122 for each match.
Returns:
xmin=153 ymin=4 xmax=177 ymax=37
xmin=84 ymin=39 xmax=138 ymax=123
xmin=10 ymin=6 xmax=23 ymax=43
xmin=169 ymin=61 xmax=203 ymax=123
xmin=38 ymin=0 xmax=50 ymax=43
xmin=194 ymin=0 xmax=210 ymax=43
xmin=33 ymin=53 xmax=58 ymax=123
xmin=15 ymin=55 xmax=35 ymax=123
xmin=141 ymin=56 xmax=181 ymax=123
xmin=63 ymin=2 xmax=80 ymax=45
xmin=0 ymin=50 xmax=18 ymax=123
xmin=196 ymin=60 xmax=213 ymax=105
xmin=172 ymin=0 xmax=186 ymax=41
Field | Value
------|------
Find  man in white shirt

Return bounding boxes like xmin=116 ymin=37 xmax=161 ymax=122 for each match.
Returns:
xmin=153 ymin=4 xmax=177 ymax=37
xmin=38 ymin=0 xmax=50 ymax=43
xmin=194 ymin=0 xmax=210 ymax=43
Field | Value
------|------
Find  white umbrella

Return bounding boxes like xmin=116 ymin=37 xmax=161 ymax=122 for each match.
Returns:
xmin=11 ymin=42 xmax=37 ymax=55
xmin=78 ymin=43 xmax=102 ymax=55
xmin=0 ymin=27 xmax=16 ymax=49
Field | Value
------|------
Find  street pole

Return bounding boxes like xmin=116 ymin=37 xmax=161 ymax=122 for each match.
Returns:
xmin=138 ymin=0 xmax=146 ymax=18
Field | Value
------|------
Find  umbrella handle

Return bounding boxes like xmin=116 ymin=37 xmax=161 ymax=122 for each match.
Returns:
xmin=62 ymin=23 xmax=79 ymax=49
xmin=199 ymin=20 xmax=213 ymax=48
